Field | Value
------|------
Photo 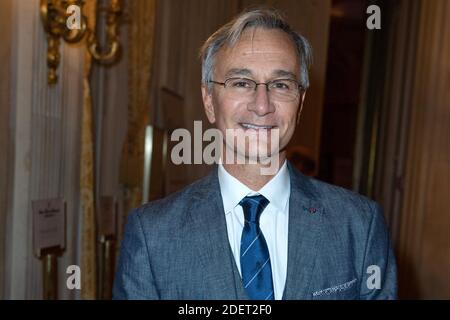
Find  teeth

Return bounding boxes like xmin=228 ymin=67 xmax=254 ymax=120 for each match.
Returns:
xmin=241 ymin=123 xmax=274 ymax=130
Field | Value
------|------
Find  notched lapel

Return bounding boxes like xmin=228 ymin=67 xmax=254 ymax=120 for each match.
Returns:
xmin=282 ymin=163 xmax=324 ymax=300
xmin=187 ymin=169 xmax=245 ymax=299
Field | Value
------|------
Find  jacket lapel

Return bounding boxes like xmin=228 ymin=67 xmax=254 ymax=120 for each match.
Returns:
xmin=187 ymin=168 xmax=247 ymax=299
xmin=282 ymin=162 xmax=324 ymax=300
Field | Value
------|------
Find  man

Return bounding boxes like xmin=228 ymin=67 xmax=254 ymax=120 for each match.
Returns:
xmin=113 ymin=8 xmax=397 ymax=300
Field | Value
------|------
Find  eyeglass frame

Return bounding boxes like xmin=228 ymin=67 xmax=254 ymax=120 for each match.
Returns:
xmin=208 ymin=77 xmax=305 ymax=101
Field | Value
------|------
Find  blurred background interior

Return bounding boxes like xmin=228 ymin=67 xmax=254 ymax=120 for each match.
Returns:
xmin=0 ymin=0 xmax=449 ymax=299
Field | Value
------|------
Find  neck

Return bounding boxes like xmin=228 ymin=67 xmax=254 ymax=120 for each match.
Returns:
xmin=222 ymin=152 xmax=286 ymax=191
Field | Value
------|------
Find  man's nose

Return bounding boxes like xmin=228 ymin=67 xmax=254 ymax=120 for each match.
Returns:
xmin=249 ymin=85 xmax=275 ymax=116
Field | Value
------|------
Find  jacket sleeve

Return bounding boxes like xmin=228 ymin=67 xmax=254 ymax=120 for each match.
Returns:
xmin=113 ymin=209 xmax=160 ymax=299
xmin=359 ymin=202 xmax=398 ymax=300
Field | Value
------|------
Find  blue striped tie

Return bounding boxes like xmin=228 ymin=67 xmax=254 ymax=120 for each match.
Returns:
xmin=239 ymin=195 xmax=274 ymax=300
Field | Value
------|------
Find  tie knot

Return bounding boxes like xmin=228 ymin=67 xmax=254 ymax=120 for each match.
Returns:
xmin=239 ymin=195 xmax=269 ymax=223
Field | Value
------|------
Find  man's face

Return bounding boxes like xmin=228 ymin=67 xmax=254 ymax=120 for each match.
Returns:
xmin=202 ymin=27 xmax=306 ymax=163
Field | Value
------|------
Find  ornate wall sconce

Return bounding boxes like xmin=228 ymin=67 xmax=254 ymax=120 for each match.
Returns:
xmin=40 ymin=0 xmax=123 ymax=85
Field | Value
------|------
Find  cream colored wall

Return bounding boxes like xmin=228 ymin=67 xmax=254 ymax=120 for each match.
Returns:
xmin=2 ymin=0 xmax=86 ymax=299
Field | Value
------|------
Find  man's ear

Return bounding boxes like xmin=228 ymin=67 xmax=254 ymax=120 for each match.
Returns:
xmin=202 ymin=85 xmax=216 ymax=124
xmin=296 ymin=91 xmax=306 ymax=125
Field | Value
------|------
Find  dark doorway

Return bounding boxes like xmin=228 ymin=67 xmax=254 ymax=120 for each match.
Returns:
xmin=318 ymin=0 xmax=367 ymax=189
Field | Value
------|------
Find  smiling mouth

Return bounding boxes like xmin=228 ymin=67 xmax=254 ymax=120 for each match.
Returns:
xmin=239 ymin=123 xmax=276 ymax=130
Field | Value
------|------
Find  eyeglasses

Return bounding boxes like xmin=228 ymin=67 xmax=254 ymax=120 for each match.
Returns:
xmin=209 ymin=77 xmax=304 ymax=102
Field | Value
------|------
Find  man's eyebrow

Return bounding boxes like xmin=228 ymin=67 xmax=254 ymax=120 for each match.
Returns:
xmin=224 ymin=68 xmax=253 ymax=78
xmin=272 ymin=69 xmax=298 ymax=80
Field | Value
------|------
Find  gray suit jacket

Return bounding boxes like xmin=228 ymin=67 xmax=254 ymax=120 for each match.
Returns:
xmin=113 ymin=162 xmax=397 ymax=299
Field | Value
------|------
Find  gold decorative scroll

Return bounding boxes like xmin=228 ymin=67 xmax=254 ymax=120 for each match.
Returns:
xmin=80 ymin=0 xmax=97 ymax=300
xmin=40 ymin=0 xmax=123 ymax=84
xmin=87 ymin=0 xmax=123 ymax=65
xmin=120 ymin=0 xmax=157 ymax=211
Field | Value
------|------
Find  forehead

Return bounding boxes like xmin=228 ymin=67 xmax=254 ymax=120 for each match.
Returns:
xmin=215 ymin=27 xmax=300 ymax=79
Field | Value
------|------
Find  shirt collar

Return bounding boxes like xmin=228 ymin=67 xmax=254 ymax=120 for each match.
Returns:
xmin=217 ymin=161 xmax=290 ymax=214
xmin=259 ymin=161 xmax=290 ymax=213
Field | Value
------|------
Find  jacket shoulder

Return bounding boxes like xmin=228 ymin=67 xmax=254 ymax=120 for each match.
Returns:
xmin=303 ymin=176 xmax=383 ymax=226
xmin=311 ymin=177 xmax=379 ymax=209
xmin=130 ymin=170 xmax=216 ymax=224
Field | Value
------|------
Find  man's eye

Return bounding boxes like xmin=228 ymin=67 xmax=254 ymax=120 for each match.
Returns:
xmin=231 ymin=80 xmax=251 ymax=88
xmin=272 ymin=82 xmax=290 ymax=90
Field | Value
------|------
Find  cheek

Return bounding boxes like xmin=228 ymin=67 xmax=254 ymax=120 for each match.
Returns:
xmin=279 ymin=107 xmax=298 ymax=129
xmin=281 ymin=124 xmax=295 ymax=143
xmin=278 ymin=107 xmax=299 ymax=141
xmin=213 ymin=97 xmax=243 ymax=126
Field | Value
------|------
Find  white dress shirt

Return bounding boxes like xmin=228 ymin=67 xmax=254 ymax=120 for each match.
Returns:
xmin=218 ymin=161 xmax=290 ymax=300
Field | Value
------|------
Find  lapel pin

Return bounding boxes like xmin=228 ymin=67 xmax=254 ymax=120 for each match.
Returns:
xmin=302 ymin=206 xmax=318 ymax=214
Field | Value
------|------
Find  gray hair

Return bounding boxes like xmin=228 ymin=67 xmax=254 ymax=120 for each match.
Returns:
xmin=200 ymin=8 xmax=313 ymax=91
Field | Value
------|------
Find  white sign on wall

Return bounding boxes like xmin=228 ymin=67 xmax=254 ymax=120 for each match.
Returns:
xmin=32 ymin=198 xmax=66 ymax=257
